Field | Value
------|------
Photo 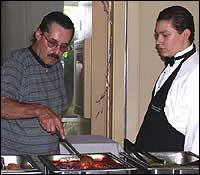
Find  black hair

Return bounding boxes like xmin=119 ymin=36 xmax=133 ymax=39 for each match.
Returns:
xmin=32 ymin=11 xmax=74 ymax=43
xmin=157 ymin=6 xmax=195 ymax=44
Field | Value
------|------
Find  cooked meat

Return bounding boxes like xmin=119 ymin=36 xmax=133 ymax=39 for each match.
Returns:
xmin=6 ymin=163 xmax=21 ymax=170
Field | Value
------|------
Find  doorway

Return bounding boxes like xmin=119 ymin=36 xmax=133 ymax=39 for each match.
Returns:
xmin=62 ymin=1 xmax=92 ymax=135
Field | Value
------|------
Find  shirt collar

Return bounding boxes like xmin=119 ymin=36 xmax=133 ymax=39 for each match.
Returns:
xmin=174 ymin=43 xmax=194 ymax=58
xmin=29 ymin=46 xmax=52 ymax=68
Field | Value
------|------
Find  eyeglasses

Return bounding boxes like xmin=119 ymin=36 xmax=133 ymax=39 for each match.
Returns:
xmin=42 ymin=33 xmax=73 ymax=52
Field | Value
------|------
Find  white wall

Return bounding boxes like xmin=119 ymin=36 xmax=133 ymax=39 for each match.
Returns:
xmin=1 ymin=1 xmax=64 ymax=63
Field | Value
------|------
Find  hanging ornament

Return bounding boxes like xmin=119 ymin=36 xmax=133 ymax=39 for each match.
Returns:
xmin=101 ymin=1 xmax=109 ymax=14
xmin=101 ymin=1 xmax=112 ymax=24
xmin=95 ymin=1 xmax=113 ymax=120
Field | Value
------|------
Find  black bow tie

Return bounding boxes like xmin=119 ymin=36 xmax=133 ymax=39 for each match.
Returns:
xmin=164 ymin=56 xmax=183 ymax=67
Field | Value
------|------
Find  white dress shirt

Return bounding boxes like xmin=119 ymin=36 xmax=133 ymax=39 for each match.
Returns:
xmin=154 ymin=44 xmax=199 ymax=155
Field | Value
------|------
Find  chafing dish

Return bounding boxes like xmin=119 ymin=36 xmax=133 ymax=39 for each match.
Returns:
xmin=147 ymin=152 xmax=199 ymax=174
xmin=123 ymin=138 xmax=199 ymax=174
xmin=121 ymin=151 xmax=199 ymax=174
xmin=1 ymin=155 xmax=42 ymax=174
xmin=39 ymin=152 xmax=138 ymax=174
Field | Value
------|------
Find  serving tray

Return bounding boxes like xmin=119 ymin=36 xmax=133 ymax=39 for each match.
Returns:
xmin=1 ymin=155 xmax=42 ymax=174
xmin=39 ymin=152 xmax=137 ymax=174
xmin=122 ymin=151 xmax=199 ymax=174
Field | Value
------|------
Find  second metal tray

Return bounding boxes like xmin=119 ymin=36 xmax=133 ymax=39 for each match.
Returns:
xmin=1 ymin=155 xmax=42 ymax=174
xmin=39 ymin=152 xmax=136 ymax=174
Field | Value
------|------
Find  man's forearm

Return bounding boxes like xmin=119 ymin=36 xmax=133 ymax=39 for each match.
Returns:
xmin=1 ymin=96 xmax=39 ymax=119
xmin=1 ymin=96 xmax=65 ymax=138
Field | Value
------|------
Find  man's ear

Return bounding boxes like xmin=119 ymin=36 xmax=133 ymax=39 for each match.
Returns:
xmin=183 ymin=28 xmax=191 ymax=41
xmin=35 ymin=28 xmax=42 ymax=40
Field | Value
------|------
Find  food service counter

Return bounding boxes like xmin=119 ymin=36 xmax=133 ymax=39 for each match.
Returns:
xmin=1 ymin=135 xmax=199 ymax=174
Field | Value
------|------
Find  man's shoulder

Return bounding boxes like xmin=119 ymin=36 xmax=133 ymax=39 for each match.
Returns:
xmin=4 ymin=47 xmax=32 ymax=65
xmin=10 ymin=47 xmax=31 ymax=58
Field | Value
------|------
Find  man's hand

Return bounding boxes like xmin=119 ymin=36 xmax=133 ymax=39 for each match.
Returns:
xmin=36 ymin=106 xmax=65 ymax=139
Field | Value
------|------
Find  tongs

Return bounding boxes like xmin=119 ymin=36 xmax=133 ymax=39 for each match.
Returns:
xmin=60 ymin=137 xmax=94 ymax=166
xmin=1 ymin=157 xmax=5 ymax=170
xmin=124 ymin=139 xmax=166 ymax=165
xmin=61 ymin=137 xmax=81 ymax=156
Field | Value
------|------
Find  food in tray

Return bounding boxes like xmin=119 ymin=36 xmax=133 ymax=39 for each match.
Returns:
xmin=1 ymin=160 xmax=21 ymax=170
xmin=149 ymin=161 xmax=176 ymax=168
xmin=1 ymin=156 xmax=33 ymax=170
xmin=1 ymin=162 xmax=32 ymax=170
xmin=50 ymin=155 xmax=128 ymax=170
xmin=6 ymin=163 xmax=21 ymax=170
xmin=79 ymin=155 xmax=94 ymax=169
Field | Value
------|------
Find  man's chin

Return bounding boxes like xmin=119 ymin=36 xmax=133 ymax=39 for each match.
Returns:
xmin=158 ymin=52 xmax=168 ymax=58
xmin=47 ymin=57 xmax=59 ymax=64
xmin=46 ymin=61 xmax=58 ymax=66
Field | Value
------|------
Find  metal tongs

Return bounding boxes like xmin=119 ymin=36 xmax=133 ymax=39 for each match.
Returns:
xmin=1 ymin=157 xmax=5 ymax=170
xmin=61 ymin=137 xmax=81 ymax=156
xmin=60 ymin=137 xmax=94 ymax=166
xmin=124 ymin=139 xmax=166 ymax=165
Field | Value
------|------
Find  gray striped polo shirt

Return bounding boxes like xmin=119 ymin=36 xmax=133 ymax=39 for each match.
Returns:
xmin=1 ymin=47 xmax=68 ymax=171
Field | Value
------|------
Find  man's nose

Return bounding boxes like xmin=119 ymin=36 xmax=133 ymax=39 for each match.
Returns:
xmin=155 ymin=35 xmax=163 ymax=45
xmin=54 ymin=46 xmax=62 ymax=55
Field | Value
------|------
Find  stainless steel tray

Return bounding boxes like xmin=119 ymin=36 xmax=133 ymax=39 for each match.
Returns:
xmin=149 ymin=151 xmax=199 ymax=174
xmin=148 ymin=151 xmax=199 ymax=166
xmin=39 ymin=152 xmax=137 ymax=174
xmin=127 ymin=151 xmax=199 ymax=174
xmin=1 ymin=155 xmax=42 ymax=174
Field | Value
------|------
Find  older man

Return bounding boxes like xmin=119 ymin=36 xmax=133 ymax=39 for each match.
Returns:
xmin=1 ymin=11 xmax=75 ymax=170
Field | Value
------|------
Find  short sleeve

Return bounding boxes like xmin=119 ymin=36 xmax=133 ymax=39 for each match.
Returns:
xmin=1 ymin=52 xmax=24 ymax=101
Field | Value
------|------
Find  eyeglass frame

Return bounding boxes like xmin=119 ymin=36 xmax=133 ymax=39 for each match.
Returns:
xmin=42 ymin=32 xmax=73 ymax=52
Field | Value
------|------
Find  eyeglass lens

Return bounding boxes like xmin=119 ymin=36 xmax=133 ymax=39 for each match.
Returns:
xmin=43 ymin=33 xmax=72 ymax=52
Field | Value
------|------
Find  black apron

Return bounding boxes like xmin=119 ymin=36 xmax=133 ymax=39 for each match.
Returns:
xmin=135 ymin=47 xmax=196 ymax=152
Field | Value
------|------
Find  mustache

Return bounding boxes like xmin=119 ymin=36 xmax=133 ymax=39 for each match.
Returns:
xmin=47 ymin=53 xmax=60 ymax=60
